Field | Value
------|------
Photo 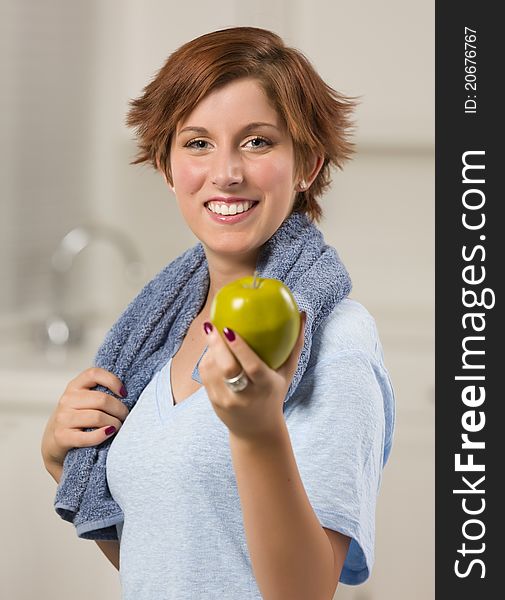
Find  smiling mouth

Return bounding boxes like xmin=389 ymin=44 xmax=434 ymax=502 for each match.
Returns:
xmin=205 ymin=200 xmax=259 ymax=216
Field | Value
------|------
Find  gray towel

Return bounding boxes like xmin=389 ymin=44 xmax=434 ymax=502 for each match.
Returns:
xmin=54 ymin=211 xmax=351 ymax=539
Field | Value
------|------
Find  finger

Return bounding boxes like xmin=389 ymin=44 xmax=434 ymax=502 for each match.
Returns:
xmin=60 ymin=408 xmax=124 ymax=432
xmin=203 ymin=322 xmax=244 ymax=380
xmin=277 ymin=311 xmax=306 ymax=380
xmin=68 ymin=367 xmax=127 ymax=399
xmin=207 ymin=322 xmax=269 ymax=385
xmin=55 ymin=424 xmax=120 ymax=450
xmin=63 ymin=389 xmax=129 ymax=422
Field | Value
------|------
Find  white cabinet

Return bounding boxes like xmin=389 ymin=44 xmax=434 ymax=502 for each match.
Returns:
xmin=1 ymin=416 xmax=122 ymax=599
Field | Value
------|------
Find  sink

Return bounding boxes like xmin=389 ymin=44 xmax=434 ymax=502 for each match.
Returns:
xmin=0 ymin=308 xmax=114 ymax=409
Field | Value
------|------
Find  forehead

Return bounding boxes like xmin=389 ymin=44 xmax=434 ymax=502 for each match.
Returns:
xmin=176 ymin=78 xmax=283 ymax=132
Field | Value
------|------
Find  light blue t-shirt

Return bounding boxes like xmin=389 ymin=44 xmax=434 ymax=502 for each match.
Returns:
xmin=106 ymin=299 xmax=395 ymax=599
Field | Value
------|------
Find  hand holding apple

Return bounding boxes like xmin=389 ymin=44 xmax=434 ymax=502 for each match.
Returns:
xmin=209 ymin=271 xmax=301 ymax=370
xmin=200 ymin=282 xmax=306 ymax=440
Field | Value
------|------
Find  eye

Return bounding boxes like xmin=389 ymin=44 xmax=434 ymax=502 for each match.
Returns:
xmin=184 ymin=138 xmax=211 ymax=150
xmin=244 ymin=136 xmax=272 ymax=149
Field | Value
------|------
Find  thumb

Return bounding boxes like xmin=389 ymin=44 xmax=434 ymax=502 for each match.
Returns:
xmin=278 ymin=311 xmax=306 ymax=380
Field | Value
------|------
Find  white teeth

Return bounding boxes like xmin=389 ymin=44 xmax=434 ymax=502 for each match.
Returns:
xmin=206 ymin=201 xmax=256 ymax=215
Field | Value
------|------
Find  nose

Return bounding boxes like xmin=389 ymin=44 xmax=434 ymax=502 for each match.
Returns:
xmin=210 ymin=147 xmax=244 ymax=188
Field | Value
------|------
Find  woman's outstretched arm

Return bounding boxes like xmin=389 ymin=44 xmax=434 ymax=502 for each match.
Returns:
xmin=200 ymin=314 xmax=351 ymax=599
xmin=229 ymin=424 xmax=350 ymax=600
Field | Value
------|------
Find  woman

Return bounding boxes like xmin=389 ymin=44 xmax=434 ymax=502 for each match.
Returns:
xmin=41 ymin=26 xmax=395 ymax=600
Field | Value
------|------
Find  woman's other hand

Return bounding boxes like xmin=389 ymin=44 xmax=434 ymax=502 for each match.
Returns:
xmin=199 ymin=311 xmax=306 ymax=441
xmin=41 ymin=367 xmax=129 ymax=482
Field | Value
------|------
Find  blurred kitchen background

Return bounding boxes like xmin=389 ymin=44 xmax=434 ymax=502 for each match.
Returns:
xmin=0 ymin=1 xmax=434 ymax=599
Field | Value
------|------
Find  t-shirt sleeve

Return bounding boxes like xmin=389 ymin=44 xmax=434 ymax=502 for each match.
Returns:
xmin=284 ymin=348 xmax=393 ymax=585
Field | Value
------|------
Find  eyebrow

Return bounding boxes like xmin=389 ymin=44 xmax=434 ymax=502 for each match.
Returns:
xmin=177 ymin=122 xmax=281 ymax=135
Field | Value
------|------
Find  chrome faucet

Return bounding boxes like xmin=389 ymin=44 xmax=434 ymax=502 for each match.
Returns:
xmin=45 ymin=223 xmax=145 ymax=347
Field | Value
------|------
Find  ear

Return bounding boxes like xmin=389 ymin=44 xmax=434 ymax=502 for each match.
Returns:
xmin=296 ymin=155 xmax=325 ymax=192
xmin=305 ymin=155 xmax=325 ymax=186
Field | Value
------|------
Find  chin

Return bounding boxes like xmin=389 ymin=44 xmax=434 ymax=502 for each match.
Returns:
xmin=204 ymin=239 xmax=260 ymax=258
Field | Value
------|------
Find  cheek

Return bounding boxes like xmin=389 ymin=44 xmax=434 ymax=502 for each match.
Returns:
xmin=251 ymin=159 xmax=296 ymax=198
xmin=253 ymin=152 xmax=295 ymax=184
xmin=172 ymin=159 xmax=206 ymax=193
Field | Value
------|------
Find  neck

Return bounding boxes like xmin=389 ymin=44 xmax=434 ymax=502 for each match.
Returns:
xmin=200 ymin=247 xmax=259 ymax=317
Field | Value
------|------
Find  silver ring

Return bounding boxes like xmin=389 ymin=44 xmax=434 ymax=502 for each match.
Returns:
xmin=224 ymin=369 xmax=249 ymax=393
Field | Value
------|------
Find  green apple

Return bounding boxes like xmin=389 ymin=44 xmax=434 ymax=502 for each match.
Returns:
xmin=210 ymin=271 xmax=301 ymax=369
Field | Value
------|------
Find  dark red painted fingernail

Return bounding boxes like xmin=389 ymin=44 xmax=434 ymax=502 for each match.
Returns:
xmin=105 ymin=426 xmax=116 ymax=436
xmin=203 ymin=321 xmax=213 ymax=335
xmin=120 ymin=385 xmax=127 ymax=398
xmin=223 ymin=327 xmax=235 ymax=342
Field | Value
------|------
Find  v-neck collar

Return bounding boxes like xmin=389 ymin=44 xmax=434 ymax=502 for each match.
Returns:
xmin=156 ymin=356 xmax=206 ymax=423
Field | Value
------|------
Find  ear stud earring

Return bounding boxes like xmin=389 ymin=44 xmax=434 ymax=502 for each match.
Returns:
xmin=299 ymin=180 xmax=308 ymax=190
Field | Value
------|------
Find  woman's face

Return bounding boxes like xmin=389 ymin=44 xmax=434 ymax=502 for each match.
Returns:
xmin=169 ymin=77 xmax=300 ymax=264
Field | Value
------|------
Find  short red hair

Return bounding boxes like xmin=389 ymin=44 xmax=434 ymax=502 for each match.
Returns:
xmin=126 ymin=26 xmax=358 ymax=223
